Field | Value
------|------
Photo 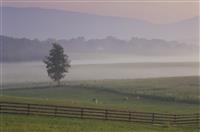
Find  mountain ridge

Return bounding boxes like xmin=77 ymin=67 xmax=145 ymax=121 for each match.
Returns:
xmin=1 ymin=7 xmax=198 ymax=44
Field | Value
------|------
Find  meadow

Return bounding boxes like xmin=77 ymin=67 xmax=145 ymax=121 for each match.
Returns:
xmin=2 ymin=76 xmax=199 ymax=114
xmin=1 ymin=69 xmax=200 ymax=131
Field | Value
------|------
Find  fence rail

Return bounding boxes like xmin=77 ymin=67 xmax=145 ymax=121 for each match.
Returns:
xmin=0 ymin=102 xmax=199 ymax=125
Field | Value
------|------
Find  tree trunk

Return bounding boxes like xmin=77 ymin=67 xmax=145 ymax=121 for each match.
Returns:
xmin=56 ymin=80 xmax=61 ymax=87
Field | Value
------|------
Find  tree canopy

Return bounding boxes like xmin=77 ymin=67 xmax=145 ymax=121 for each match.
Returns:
xmin=44 ymin=43 xmax=70 ymax=85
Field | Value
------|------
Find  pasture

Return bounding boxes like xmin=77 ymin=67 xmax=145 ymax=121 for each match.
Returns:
xmin=0 ymin=114 xmax=199 ymax=132
xmin=1 ymin=76 xmax=199 ymax=131
xmin=1 ymin=76 xmax=199 ymax=114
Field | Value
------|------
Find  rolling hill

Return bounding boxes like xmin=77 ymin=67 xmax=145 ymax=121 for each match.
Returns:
xmin=1 ymin=7 xmax=199 ymax=44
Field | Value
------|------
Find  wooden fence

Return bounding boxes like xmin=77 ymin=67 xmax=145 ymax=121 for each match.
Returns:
xmin=0 ymin=102 xmax=199 ymax=125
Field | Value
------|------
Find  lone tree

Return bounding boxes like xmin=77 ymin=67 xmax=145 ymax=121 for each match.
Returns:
xmin=44 ymin=43 xmax=70 ymax=85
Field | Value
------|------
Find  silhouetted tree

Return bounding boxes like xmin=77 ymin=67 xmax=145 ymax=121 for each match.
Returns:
xmin=44 ymin=43 xmax=70 ymax=85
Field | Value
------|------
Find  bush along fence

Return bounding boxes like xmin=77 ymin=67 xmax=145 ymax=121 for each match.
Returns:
xmin=0 ymin=102 xmax=199 ymax=125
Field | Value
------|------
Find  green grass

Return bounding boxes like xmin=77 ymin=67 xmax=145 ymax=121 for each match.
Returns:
xmin=4 ymin=76 xmax=199 ymax=103
xmin=74 ymin=76 xmax=200 ymax=103
xmin=1 ymin=76 xmax=199 ymax=131
xmin=1 ymin=76 xmax=200 ymax=114
xmin=0 ymin=114 xmax=199 ymax=132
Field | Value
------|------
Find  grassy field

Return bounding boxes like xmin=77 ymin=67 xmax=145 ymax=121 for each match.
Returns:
xmin=66 ymin=76 xmax=199 ymax=104
xmin=0 ymin=114 xmax=199 ymax=132
xmin=1 ymin=76 xmax=199 ymax=114
xmin=1 ymin=76 xmax=199 ymax=131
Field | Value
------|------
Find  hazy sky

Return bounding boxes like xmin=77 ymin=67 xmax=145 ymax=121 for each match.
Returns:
xmin=2 ymin=0 xmax=199 ymax=24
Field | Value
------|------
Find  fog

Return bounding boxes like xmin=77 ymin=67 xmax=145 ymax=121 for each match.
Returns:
xmin=2 ymin=61 xmax=199 ymax=84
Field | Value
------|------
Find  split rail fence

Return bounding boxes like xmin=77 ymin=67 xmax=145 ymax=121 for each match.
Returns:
xmin=0 ymin=102 xmax=199 ymax=125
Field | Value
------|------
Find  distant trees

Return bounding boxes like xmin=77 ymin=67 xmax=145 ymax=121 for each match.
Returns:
xmin=44 ymin=43 xmax=70 ymax=85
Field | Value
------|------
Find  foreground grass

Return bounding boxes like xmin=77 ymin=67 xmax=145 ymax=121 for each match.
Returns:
xmin=0 ymin=114 xmax=199 ymax=132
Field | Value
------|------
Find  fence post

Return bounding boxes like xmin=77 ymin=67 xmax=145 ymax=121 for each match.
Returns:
xmin=0 ymin=103 xmax=1 ymax=114
xmin=152 ymin=113 xmax=155 ymax=124
xmin=173 ymin=114 xmax=176 ymax=125
xmin=105 ymin=109 xmax=108 ymax=120
xmin=0 ymin=103 xmax=1 ymax=113
xmin=81 ymin=108 xmax=84 ymax=119
xmin=54 ymin=106 xmax=57 ymax=117
xmin=132 ymin=112 xmax=135 ymax=122
xmin=129 ymin=112 xmax=131 ymax=122
xmin=196 ymin=113 xmax=199 ymax=124
xmin=27 ymin=104 xmax=30 ymax=115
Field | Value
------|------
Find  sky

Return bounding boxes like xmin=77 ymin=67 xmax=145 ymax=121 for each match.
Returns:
xmin=2 ymin=0 xmax=199 ymax=24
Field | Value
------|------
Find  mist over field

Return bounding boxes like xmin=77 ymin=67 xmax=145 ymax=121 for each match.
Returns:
xmin=0 ymin=7 xmax=199 ymax=84
xmin=2 ymin=61 xmax=199 ymax=84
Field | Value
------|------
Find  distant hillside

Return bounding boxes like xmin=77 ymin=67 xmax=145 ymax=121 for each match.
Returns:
xmin=1 ymin=7 xmax=199 ymax=44
xmin=1 ymin=36 xmax=198 ymax=62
